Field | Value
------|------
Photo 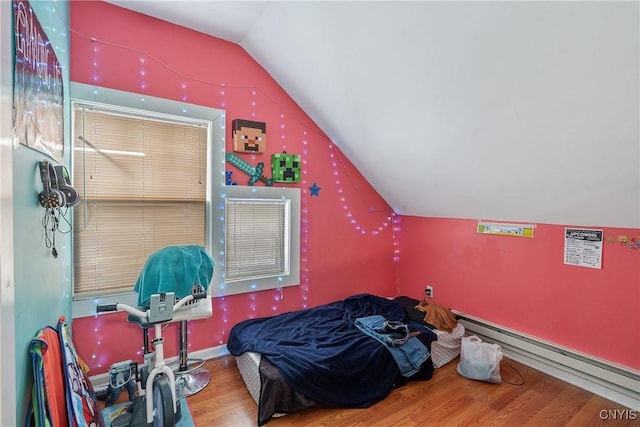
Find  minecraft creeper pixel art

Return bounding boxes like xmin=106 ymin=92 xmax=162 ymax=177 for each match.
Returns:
xmin=272 ymin=152 xmax=301 ymax=182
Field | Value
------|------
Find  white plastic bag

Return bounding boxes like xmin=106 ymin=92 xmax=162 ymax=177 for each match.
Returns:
xmin=456 ymin=335 xmax=503 ymax=384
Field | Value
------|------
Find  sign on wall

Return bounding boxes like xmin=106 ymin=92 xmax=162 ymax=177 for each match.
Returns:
xmin=13 ymin=0 xmax=64 ymax=162
xmin=476 ymin=221 xmax=535 ymax=238
xmin=564 ymin=228 xmax=603 ymax=269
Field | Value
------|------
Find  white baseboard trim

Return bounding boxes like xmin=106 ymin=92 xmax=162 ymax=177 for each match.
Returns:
xmin=455 ymin=311 xmax=640 ymax=411
xmin=89 ymin=344 xmax=229 ymax=391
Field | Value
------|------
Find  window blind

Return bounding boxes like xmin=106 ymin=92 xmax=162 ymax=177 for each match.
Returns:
xmin=225 ymin=199 xmax=289 ymax=281
xmin=73 ymin=107 xmax=207 ymax=298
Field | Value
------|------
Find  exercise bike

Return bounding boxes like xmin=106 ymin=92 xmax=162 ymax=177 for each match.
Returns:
xmin=97 ymin=291 xmax=207 ymax=427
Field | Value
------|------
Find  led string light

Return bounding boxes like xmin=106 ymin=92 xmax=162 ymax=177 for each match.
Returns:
xmin=215 ymin=111 xmax=276 ymax=331
xmin=180 ymin=82 xmax=188 ymax=113
xmin=217 ymin=114 xmax=227 ymax=297
xmin=139 ymin=54 xmax=147 ymax=92
xmin=71 ymin=30 xmax=320 ymax=137
xmin=244 ymin=88 xmax=257 ymax=165
xmin=300 ymin=131 xmax=310 ymax=308
xmin=82 ymin=30 xmax=396 ymax=237
xmin=20 ymin=6 xmax=116 ymax=366
xmin=270 ymin=187 xmax=293 ymax=310
xmin=80 ymin=27 xmax=402 ymax=362
xmin=391 ymin=212 xmax=401 ymax=263
xmin=246 ymin=89 xmax=259 ymax=162
xmin=91 ymin=314 xmax=106 ymax=369
xmin=91 ymin=38 xmax=99 ymax=86
xmin=328 ymin=143 xmax=393 ymax=235
xmin=251 ymin=89 xmax=257 ymax=118
xmin=219 ymin=83 xmax=227 ymax=109
xmin=249 ymin=293 xmax=257 ymax=317
xmin=214 ymin=160 xmax=228 ymax=347
xmin=280 ymin=112 xmax=287 ymax=152
xmin=215 ymin=296 xmax=229 ymax=345
xmin=90 ymin=310 xmax=146 ymax=370
xmin=36 ymin=3 xmax=68 ymax=58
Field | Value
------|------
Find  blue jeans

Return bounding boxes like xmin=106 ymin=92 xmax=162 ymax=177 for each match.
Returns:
xmin=355 ymin=315 xmax=430 ymax=377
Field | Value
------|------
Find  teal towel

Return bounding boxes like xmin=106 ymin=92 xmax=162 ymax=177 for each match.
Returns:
xmin=134 ymin=245 xmax=214 ymax=308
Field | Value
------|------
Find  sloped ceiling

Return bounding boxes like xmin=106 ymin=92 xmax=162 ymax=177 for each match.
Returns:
xmin=105 ymin=1 xmax=639 ymax=228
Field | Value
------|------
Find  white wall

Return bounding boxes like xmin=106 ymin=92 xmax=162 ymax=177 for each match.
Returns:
xmin=243 ymin=1 xmax=640 ymax=228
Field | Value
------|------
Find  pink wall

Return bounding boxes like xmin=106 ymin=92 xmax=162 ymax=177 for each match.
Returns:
xmin=397 ymin=217 xmax=640 ymax=371
xmin=70 ymin=1 xmax=397 ymax=375
xmin=70 ymin=1 xmax=639 ymax=377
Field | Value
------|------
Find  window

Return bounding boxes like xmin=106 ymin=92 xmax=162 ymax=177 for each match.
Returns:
xmin=72 ymin=108 xmax=207 ymax=296
xmin=225 ymin=198 xmax=290 ymax=281
xmin=70 ymin=83 xmax=223 ymax=317
xmin=69 ymin=83 xmax=300 ymax=315
xmin=213 ymin=185 xmax=301 ymax=297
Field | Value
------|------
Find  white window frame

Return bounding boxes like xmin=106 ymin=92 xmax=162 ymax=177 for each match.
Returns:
xmin=70 ymin=82 xmax=224 ymax=318
xmin=225 ymin=198 xmax=291 ymax=282
xmin=212 ymin=185 xmax=301 ymax=297
xmin=69 ymin=83 xmax=300 ymax=316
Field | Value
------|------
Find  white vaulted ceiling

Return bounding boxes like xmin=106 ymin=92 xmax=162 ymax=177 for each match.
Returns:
xmin=105 ymin=1 xmax=639 ymax=228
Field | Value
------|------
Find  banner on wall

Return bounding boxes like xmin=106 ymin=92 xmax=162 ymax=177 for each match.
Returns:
xmin=564 ymin=228 xmax=603 ymax=269
xmin=13 ymin=0 xmax=64 ymax=162
xmin=476 ymin=221 xmax=535 ymax=238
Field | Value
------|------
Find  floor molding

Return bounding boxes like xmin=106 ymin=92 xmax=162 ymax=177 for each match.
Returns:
xmin=454 ymin=311 xmax=640 ymax=411
xmin=90 ymin=345 xmax=230 ymax=391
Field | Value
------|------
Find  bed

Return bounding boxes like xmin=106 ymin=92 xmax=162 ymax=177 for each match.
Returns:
xmin=227 ymin=293 xmax=463 ymax=425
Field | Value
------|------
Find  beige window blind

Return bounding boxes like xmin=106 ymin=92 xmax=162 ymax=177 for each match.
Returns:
xmin=73 ymin=107 xmax=208 ymax=299
xmin=225 ymin=198 xmax=290 ymax=282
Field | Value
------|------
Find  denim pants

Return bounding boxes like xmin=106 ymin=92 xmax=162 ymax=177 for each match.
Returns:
xmin=355 ymin=315 xmax=429 ymax=377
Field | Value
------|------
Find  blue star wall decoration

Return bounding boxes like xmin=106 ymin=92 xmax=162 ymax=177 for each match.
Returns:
xmin=309 ymin=182 xmax=321 ymax=196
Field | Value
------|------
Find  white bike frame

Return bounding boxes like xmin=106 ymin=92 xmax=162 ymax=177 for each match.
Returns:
xmin=107 ymin=294 xmax=198 ymax=424
xmin=144 ymin=322 xmax=177 ymax=423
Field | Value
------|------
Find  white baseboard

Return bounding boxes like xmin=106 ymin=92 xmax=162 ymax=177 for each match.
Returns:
xmin=454 ymin=311 xmax=640 ymax=411
xmin=90 ymin=344 xmax=229 ymax=391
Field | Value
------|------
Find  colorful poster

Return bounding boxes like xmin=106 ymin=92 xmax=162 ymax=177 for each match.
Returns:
xmin=564 ymin=228 xmax=603 ymax=269
xmin=476 ymin=221 xmax=535 ymax=238
xmin=13 ymin=0 xmax=64 ymax=162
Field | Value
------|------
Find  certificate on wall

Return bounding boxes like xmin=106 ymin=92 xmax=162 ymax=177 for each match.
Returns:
xmin=564 ymin=228 xmax=603 ymax=269
xmin=13 ymin=0 xmax=64 ymax=162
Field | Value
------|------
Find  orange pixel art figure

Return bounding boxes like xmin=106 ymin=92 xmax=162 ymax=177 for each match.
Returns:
xmin=232 ymin=119 xmax=267 ymax=153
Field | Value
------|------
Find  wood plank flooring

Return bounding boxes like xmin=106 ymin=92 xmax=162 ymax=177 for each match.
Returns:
xmin=185 ymin=355 xmax=638 ymax=426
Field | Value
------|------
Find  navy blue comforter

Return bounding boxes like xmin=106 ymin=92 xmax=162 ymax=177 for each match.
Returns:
xmin=227 ymin=294 xmax=437 ymax=408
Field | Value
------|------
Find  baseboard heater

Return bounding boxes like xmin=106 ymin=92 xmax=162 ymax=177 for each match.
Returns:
xmin=454 ymin=311 xmax=640 ymax=411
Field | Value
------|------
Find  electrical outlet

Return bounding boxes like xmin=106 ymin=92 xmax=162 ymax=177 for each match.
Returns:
xmin=425 ymin=285 xmax=433 ymax=299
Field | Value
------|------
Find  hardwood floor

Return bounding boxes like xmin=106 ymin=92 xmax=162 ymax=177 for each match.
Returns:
xmin=185 ymin=355 xmax=638 ymax=426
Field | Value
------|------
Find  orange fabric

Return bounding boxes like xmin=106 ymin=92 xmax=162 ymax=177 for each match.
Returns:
xmin=414 ymin=300 xmax=457 ymax=333
xmin=41 ymin=327 xmax=69 ymax=427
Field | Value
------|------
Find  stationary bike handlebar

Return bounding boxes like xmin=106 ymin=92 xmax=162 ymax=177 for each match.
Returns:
xmin=96 ymin=291 xmax=208 ymax=317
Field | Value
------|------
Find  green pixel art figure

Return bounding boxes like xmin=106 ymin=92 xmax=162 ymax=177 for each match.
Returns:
xmin=271 ymin=152 xmax=301 ymax=183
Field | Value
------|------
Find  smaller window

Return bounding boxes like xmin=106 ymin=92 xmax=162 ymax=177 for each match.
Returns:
xmin=212 ymin=186 xmax=300 ymax=297
xmin=225 ymin=198 xmax=290 ymax=282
